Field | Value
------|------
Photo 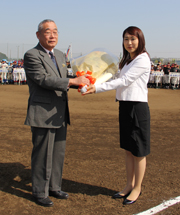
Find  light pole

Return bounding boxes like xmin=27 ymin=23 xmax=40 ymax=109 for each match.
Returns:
xmin=22 ymin=44 xmax=24 ymax=58
xmin=17 ymin=46 xmax=19 ymax=60
xmin=7 ymin=43 xmax=8 ymax=60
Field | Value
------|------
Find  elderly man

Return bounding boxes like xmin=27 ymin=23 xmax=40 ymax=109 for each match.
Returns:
xmin=24 ymin=19 xmax=89 ymax=207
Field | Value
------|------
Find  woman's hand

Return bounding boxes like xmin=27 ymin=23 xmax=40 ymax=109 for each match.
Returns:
xmin=82 ymin=84 xmax=96 ymax=95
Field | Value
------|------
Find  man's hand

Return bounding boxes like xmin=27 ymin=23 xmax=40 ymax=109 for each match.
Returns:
xmin=82 ymin=84 xmax=96 ymax=95
xmin=69 ymin=75 xmax=90 ymax=87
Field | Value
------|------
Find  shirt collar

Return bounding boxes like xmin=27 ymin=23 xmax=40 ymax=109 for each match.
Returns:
xmin=39 ymin=43 xmax=54 ymax=55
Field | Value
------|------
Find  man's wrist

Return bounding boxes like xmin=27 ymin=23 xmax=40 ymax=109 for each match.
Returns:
xmin=68 ymin=78 xmax=75 ymax=87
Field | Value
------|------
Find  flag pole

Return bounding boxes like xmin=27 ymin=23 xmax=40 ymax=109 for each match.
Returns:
xmin=71 ymin=43 xmax=72 ymax=59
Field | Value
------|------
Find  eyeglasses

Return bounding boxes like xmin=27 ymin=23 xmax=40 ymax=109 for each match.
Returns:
xmin=43 ymin=31 xmax=59 ymax=36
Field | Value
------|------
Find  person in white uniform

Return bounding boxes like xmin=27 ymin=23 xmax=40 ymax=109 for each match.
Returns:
xmin=84 ymin=26 xmax=151 ymax=205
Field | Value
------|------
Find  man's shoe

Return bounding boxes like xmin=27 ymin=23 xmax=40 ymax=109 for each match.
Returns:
xmin=35 ymin=197 xmax=53 ymax=207
xmin=49 ymin=191 xmax=69 ymax=199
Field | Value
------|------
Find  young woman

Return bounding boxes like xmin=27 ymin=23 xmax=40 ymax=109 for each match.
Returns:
xmin=84 ymin=26 xmax=151 ymax=205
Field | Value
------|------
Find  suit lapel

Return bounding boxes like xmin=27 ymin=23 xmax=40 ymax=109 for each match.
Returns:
xmin=54 ymin=49 xmax=65 ymax=78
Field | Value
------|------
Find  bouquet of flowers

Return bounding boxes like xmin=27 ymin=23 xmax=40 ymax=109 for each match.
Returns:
xmin=70 ymin=48 xmax=119 ymax=93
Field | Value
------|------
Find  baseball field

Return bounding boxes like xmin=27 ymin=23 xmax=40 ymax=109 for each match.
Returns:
xmin=0 ymin=85 xmax=180 ymax=215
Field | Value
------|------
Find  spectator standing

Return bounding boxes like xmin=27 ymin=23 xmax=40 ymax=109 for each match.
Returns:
xmin=1 ymin=59 xmax=8 ymax=84
xmin=8 ymin=62 xmax=14 ymax=84
xmin=12 ymin=61 xmax=18 ymax=84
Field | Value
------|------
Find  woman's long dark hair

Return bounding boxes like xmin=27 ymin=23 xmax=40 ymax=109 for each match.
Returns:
xmin=119 ymin=26 xmax=149 ymax=70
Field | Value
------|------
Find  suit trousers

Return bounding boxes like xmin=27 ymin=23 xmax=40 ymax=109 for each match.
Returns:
xmin=31 ymin=121 xmax=67 ymax=198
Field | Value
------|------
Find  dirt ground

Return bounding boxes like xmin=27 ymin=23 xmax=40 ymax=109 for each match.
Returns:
xmin=0 ymin=85 xmax=180 ymax=215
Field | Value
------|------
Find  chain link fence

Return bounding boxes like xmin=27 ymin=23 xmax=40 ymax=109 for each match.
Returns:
xmin=0 ymin=43 xmax=92 ymax=61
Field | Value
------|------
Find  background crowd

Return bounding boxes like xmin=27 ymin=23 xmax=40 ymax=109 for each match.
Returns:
xmin=151 ymin=61 xmax=180 ymax=73
xmin=149 ymin=61 xmax=180 ymax=89
xmin=0 ymin=58 xmax=180 ymax=89
xmin=0 ymin=59 xmax=25 ymax=84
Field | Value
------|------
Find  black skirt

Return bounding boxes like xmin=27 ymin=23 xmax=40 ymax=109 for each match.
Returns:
xmin=119 ymin=101 xmax=150 ymax=157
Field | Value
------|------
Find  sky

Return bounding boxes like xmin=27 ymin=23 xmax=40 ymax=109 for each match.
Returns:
xmin=1 ymin=0 xmax=180 ymax=59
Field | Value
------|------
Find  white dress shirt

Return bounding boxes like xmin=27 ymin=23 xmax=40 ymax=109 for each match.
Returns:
xmin=39 ymin=43 xmax=54 ymax=58
xmin=95 ymin=52 xmax=151 ymax=102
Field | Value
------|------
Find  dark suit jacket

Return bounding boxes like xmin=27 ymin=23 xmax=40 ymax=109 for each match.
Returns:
xmin=24 ymin=43 xmax=70 ymax=128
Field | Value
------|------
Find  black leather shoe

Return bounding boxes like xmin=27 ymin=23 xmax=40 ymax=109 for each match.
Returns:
xmin=49 ymin=191 xmax=69 ymax=199
xmin=112 ymin=191 xmax=131 ymax=199
xmin=35 ymin=197 xmax=53 ymax=207
xmin=123 ymin=198 xmax=136 ymax=205
xmin=123 ymin=192 xmax=141 ymax=205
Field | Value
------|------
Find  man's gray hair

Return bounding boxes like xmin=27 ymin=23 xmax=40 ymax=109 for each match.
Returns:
xmin=38 ymin=19 xmax=55 ymax=32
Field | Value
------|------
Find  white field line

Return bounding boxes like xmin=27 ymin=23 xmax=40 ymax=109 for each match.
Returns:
xmin=134 ymin=196 xmax=180 ymax=215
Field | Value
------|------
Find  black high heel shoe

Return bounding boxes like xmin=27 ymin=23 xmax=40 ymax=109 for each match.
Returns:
xmin=123 ymin=192 xmax=141 ymax=205
xmin=112 ymin=191 xmax=131 ymax=199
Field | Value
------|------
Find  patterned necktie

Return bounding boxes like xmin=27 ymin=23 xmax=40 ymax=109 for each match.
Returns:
xmin=49 ymin=51 xmax=59 ymax=70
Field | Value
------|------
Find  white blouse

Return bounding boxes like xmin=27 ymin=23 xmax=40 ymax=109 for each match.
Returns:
xmin=95 ymin=52 xmax=151 ymax=102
